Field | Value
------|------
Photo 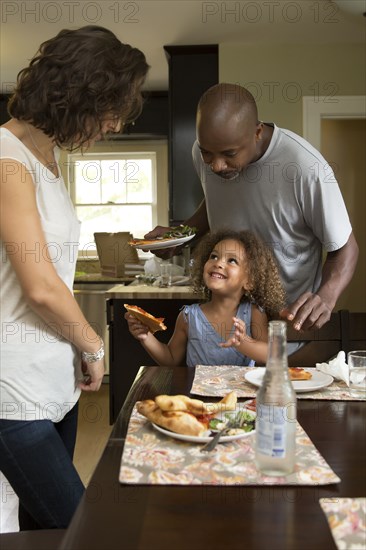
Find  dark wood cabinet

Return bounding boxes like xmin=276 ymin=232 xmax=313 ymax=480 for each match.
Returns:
xmin=164 ymin=45 xmax=218 ymax=224
xmin=120 ymin=91 xmax=169 ymax=138
xmin=0 ymin=94 xmax=11 ymax=125
xmin=0 ymin=92 xmax=169 ymax=138
xmin=107 ymin=297 xmax=197 ymax=423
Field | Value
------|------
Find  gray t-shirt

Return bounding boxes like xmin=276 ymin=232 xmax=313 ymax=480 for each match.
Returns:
xmin=193 ymin=124 xmax=352 ymax=306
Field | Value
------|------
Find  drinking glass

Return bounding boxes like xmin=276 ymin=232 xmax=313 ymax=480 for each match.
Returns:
xmin=347 ymin=350 xmax=366 ymax=398
xmin=160 ymin=263 xmax=172 ymax=287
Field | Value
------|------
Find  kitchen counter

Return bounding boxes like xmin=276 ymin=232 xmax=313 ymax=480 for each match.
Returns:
xmin=74 ymin=273 xmax=135 ymax=284
xmin=107 ymin=283 xmax=202 ymax=299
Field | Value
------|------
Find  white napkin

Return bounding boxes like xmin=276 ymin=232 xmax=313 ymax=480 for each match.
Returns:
xmin=316 ymin=351 xmax=349 ymax=386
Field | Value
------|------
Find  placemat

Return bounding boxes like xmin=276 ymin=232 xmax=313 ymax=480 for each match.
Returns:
xmin=119 ymin=405 xmax=340 ymax=486
xmin=320 ymin=497 xmax=366 ymax=550
xmin=191 ymin=365 xmax=364 ymax=401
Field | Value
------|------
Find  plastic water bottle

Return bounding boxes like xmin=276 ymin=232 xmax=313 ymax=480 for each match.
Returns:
xmin=255 ymin=321 xmax=297 ymax=476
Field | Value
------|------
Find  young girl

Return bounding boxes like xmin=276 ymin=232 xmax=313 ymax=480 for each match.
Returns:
xmin=126 ymin=229 xmax=286 ymax=367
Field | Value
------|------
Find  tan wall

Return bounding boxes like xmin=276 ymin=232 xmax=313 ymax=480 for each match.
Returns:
xmin=219 ymin=43 xmax=365 ymax=134
xmin=321 ymin=119 xmax=366 ymax=312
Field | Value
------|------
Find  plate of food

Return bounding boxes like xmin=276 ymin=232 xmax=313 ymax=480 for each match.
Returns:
xmin=245 ymin=367 xmax=334 ymax=393
xmin=129 ymin=225 xmax=196 ymax=251
xmin=136 ymin=392 xmax=256 ymax=444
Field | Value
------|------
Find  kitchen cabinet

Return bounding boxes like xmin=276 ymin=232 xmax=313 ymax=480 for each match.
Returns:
xmin=112 ymin=91 xmax=168 ymax=138
xmin=106 ymin=285 xmax=203 ymax=422
xmin=74 ymin=282 xmax=118 ymax=375
xmin=0 ymin=92 xmax=168 ymax=137
xmin=0 ymin=94 xmax=10 ymax=124
xmin=164 ymin=45 xmax=218 ymax=224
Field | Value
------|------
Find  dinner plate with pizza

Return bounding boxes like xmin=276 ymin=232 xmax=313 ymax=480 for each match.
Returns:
xmin=245 ymin=367 xmax=334 ymax=393
xmin=136 ymin=391 xmax=256 ymax=444
xmin=129 ymin=234 xmax=195 ymax=251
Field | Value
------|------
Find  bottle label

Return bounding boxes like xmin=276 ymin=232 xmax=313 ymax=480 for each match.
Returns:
xmin=256 ymin=405 xmax=290 ymax=458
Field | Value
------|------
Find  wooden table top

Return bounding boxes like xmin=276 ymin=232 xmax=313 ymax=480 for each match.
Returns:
xmin=60 ymin=367 xmax=366 ymax=550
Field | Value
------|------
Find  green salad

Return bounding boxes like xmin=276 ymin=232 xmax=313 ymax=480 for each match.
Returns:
xmin=158 ymin=225 xmax=197 ymax=239
xmin=209 ymin=410 xmax=255 ymax=433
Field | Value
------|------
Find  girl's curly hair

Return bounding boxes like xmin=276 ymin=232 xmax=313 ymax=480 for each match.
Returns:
xmin=8 ymin=26 xmax=149 ymax=149
xmin=191 ymin=228 xmax=286 ymax=320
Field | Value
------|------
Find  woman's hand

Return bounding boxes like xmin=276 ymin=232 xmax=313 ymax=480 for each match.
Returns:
xmin=125 ymin=312 xmax=149 ymax=341
xmin=78 ymin=357 xmax=105 ymax=392
xmin=219 ymin=317 xmax=247 ymax=348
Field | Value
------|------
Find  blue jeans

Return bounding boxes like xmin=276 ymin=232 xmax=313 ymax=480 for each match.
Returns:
xmin=0 ymin=403 xmax=84 ymax=530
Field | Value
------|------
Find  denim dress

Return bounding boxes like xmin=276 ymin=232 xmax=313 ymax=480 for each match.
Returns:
xmin=184 ymin=302 xmax=255 ymax=368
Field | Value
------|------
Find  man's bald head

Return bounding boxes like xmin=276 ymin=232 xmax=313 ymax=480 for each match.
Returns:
xmin=196 ymin=84 xmax=265 ymax=179
xmin=197 ymin=83 xmax=259 ymax=135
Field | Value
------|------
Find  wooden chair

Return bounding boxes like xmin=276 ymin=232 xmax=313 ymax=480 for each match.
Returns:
xmin=287 ymin=310 xmax=366 ymax=367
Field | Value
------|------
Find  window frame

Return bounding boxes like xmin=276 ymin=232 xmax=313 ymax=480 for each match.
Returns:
xmin=63 ymin=140 xmax=168 ymax=258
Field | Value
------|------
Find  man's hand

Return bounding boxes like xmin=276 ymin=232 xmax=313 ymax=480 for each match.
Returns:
xmin=281 ymin=292 xmax=332 ymax=331
xmin=144 ymin=225 xmax=171 ymax=239
xmin=144 ymin=225 xmax=178 ymax=259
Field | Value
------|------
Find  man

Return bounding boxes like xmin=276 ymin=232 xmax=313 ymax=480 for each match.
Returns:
xmin=147 ymin=83 xmax=358 ymax=333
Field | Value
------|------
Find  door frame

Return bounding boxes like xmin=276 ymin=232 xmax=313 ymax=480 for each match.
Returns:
xmin=302 ymin=95 xmax=366 ymax=148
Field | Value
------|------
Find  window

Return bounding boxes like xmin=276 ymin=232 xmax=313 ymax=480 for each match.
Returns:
xmin=65 ymin=141 xmax=168 ymax=256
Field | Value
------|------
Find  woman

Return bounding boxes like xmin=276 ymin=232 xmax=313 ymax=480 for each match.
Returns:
xmin=126 ymin=229 xmax=286 ymax=367
xmin=0 ymin=25 xmax=149 ymax=530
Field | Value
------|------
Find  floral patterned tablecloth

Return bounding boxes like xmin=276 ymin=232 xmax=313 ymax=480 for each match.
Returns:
xmin=320 ymin=498 xmax=366 ymax=550
xmin=119 ymin=405 xmax=340 ymax=486
xmin=191 ymin=365 xmax=365 ymax=401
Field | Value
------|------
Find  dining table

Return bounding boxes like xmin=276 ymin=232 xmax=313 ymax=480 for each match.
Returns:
xmin=60 ymin=365 xmax=366 ymax=550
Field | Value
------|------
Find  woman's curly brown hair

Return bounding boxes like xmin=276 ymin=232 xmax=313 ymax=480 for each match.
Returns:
xmin=8 ymin=26 xmax=149 ymax=149
xmin=191 ymin=229 xmax=286 ymax=320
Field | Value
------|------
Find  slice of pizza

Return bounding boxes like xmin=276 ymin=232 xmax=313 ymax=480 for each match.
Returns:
xmin=137 ymin=400 xmax=210 ymax=436
xmin=155 ymin=391 xmax=237 ymax=416
xmin=289 ymin=367 xmax=312 ymax=380
xmin=128 ymin=237 xmax=172 ymax=247
xmin=124 ymin=304 xmax=167 ymax=334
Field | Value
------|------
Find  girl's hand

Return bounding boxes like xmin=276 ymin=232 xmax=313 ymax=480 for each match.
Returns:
xmin=125 ymin=312 xmax=149 ymax=341
xmin=219 ymin=317 xmax=247 ymax=348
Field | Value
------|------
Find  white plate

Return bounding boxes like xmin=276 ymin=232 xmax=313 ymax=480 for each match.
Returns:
xmin=151 ymin=408 xmax=256 ymax=444
xmin=245 ymin=368 xmax=334 ymax=393
xmin=130 ymin=234 xmax=195 ymax=251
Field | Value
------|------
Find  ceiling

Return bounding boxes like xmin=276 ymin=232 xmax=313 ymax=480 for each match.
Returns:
xmin=1 ymin=0 xmax=365 ymax=92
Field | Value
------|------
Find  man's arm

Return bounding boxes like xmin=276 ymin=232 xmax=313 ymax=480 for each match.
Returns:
xmin=282 ymin=232 xmax=359 ymax=331
xmin=183 ymin=198 xmax=209 ymax=239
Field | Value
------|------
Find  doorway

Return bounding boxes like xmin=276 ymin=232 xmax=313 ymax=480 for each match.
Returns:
xmin=303 ymin=96 xmax=366 ymax=312
xmin=321 ymin=119 xmax=366 ymax=311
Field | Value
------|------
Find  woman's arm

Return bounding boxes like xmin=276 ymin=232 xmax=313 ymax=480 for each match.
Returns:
xmin=125 ymin=310 xmax=188 ymax=366
xmin=0 ymin=159 xmax=104 ymax=390
xmin=219 ymin=305 xmax=269 ymax=364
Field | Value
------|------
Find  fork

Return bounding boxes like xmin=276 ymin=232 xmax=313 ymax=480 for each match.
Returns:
xmin=200 ymin=420 xmax=236 ymax=453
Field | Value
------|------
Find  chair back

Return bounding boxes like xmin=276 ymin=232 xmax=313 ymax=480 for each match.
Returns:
xmin=287 ymin=310 xmax=366 ymax=367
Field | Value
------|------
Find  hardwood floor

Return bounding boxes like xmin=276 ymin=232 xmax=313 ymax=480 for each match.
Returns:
xmin=0 ymin=385 xmax=113 ymax=533
xmin=74 ymin=384 xmax=113 ymax=486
